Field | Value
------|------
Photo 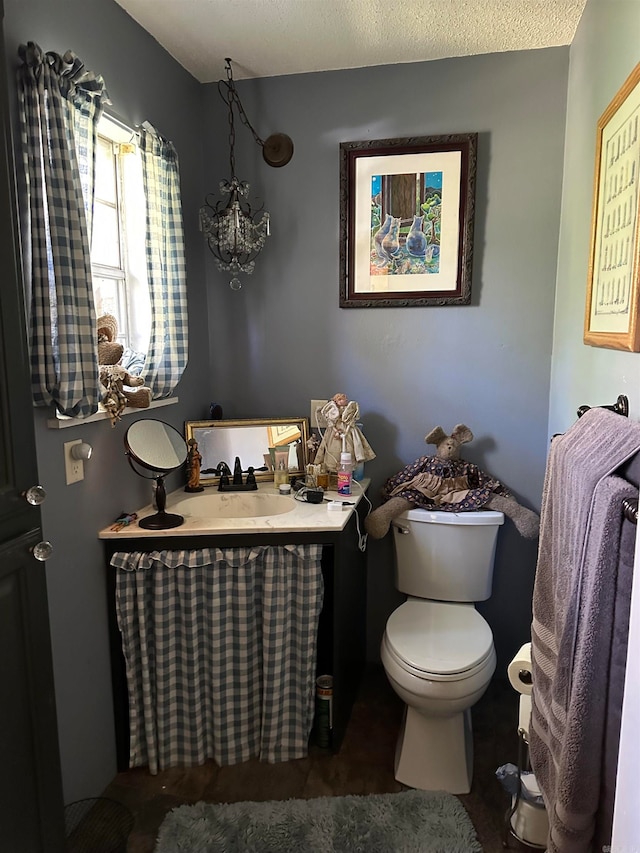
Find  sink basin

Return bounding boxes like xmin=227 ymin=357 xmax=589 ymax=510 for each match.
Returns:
xmin=171 ymin=492 xmax=296 ymax=519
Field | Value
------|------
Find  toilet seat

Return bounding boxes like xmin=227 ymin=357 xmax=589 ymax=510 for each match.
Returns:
xmin=385 ymin=599 xmax=494 ymax=682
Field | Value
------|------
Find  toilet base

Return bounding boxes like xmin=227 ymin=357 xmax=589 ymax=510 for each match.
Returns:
xmin=394 ymin=705 xmax=473 ymax=794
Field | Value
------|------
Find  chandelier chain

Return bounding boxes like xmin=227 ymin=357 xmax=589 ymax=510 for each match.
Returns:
xmin=221 ymin=58 xmax=264 ymax=178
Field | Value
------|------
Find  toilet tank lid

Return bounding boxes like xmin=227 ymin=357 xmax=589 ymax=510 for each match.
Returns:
xmin=400 ymin=508 xmax=504 ymax=525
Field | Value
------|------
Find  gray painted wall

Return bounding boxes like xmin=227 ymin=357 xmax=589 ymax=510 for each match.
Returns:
xmin=548 ymin=0 xmax=640 ymax=842
xmin=4 ymin=0 xmax=572 ymax=805
xmin=203 ymin=49 xmax=569 ymax=674
xmin=3 ymin=0 xmax=209 ymax=802
xmin=549 ymin=0 xmax=640 ymax=431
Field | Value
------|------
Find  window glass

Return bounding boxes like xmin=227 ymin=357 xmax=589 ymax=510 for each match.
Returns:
xmin=94 ymin=136 xmax=117 ymax=203
xmin=93 ymin=275 xmax=127 ymax=342
xmin=91 ymin=115 xmax=151 ymax=360
xmin=91 ymin=201 xmax=120 ymax=267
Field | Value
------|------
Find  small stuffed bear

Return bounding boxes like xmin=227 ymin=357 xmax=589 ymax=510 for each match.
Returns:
xmin=97 ymin=314 xmax=151 ymax=425
xmin=365 ymin=424 xmax=540 ymax=540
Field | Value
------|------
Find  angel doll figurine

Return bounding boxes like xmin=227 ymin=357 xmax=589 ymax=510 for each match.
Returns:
xmin=313 ymin=393 xmax=376 ymax=473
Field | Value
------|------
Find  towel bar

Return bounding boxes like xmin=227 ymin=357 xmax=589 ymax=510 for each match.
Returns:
xmin=576 ymin=394 xmax=629 ymax=419
xmin=622 ymin=497 xmax=638 ymax=524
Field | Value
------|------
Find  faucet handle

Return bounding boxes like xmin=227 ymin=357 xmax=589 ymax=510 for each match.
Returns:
xmin=246 ymin=466 xmax=256 ymax=486
xmin=215 ymin=460 xmax=231 ymax=488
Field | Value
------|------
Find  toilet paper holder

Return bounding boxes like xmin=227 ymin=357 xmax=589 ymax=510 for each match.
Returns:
xmin=503 ymin=644 xmax=547 ymax=849
xmin=518 ymin=669 xmax=532 ymax=686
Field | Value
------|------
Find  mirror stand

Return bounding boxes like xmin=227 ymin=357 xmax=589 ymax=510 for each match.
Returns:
xmin=139 ymin=476 xmax=184 ymax=530
xmin=124 ymin=419 xmax=189 ymax=530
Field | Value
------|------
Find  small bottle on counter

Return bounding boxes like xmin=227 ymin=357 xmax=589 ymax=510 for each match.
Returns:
xmin=274 ymin=460 xmax=289 ymax=487
xmin=337 ymin=435 xmax=352 ymax=496
xmin=316 ymin=468 xmax=329 ymax=490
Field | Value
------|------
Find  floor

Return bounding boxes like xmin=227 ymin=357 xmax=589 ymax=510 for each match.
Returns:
xmin=102 ymin=666 xmax=529 ymax=852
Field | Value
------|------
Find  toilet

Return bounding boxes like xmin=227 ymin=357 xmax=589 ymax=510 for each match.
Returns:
xmin=381 ymin=507 xmax=504 ymax=795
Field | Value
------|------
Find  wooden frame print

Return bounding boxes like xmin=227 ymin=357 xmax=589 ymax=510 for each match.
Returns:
xmin=339 ymin=133 xmax=477 ymax=308
xmin=584 ymin=61 xmax=640 ymax=351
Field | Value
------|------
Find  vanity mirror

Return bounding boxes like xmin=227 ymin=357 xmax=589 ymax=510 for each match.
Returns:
xmin=184 ymin=418 xmax=309 ymax=486
xmin=124 ymin=419 xmax=188 ymax=529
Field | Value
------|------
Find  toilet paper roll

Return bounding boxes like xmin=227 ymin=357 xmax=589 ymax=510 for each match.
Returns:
xmin=507 ymin=643 xmax=533 ymax=695
xmin=518 ymin=693 xmax=532 ymax=738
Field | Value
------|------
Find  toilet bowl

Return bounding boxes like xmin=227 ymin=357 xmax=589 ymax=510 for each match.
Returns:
xmin=381 ymin=597 xmax=496 ymax=794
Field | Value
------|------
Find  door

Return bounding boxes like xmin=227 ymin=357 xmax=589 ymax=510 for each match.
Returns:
xmin=0 ymin=2 xmax=66 ymax=849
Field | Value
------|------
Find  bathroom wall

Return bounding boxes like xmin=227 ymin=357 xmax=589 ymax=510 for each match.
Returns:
xmin=549 ymin=0 xmax=640 ymax=431
xmin=547 ymin=1 xmax=640 ymax=843
xmin=202 ymin=49 xmax=569 ymax=673
xmin=3 ymin=0 xmax=209 ymax=802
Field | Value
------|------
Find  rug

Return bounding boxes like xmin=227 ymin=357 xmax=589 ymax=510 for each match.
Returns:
xmin=155 ymin=789 xmax=481 ymax=852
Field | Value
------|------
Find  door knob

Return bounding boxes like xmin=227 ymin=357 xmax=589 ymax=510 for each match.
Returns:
xmin=32 ymin=541 xmax=53 ymax=561
xmin=23 ymin=485 xmax=47 ymax=505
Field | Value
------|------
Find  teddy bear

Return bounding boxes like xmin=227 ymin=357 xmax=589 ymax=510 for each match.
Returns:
xmin=364 ymin=423 xmax=540 ymax=540
xmin=97 ymin=314 xmax=151 ymax=426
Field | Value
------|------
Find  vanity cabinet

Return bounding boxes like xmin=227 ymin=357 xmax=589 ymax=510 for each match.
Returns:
xmin=104 ymin=504 xmax=368 ymax=771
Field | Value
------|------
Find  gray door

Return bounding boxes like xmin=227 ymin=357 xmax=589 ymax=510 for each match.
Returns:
xmin=0 ymin=2 xmax=66 ymax=848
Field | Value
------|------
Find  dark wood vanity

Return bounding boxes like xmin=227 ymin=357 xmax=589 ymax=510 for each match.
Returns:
xmin=103 ymin=498 xmax=368 ymax=771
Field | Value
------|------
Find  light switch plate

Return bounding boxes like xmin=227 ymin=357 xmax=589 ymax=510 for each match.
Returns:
xmin=64 ymin=439 xmax=84 ymax=484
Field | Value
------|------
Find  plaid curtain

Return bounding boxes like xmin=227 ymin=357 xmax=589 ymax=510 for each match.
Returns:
xmin=112 ymin=545 xmax=324 ymax=773
xmin=138 ymin=122 xmax=188 ymax=398
xmin=17 ymin=43 xmax=108 ymax=417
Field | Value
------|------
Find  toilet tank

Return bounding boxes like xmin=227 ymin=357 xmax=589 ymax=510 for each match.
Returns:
xmin=391 ymin=508 xmax=504 ymax=602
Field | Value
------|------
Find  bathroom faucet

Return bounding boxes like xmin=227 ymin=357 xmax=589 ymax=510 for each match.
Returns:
xmin=216 ymin=457 xmax=258 ymax=491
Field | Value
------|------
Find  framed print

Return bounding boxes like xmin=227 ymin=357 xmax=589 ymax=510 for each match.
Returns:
xmin=267 ymin=422 xmax=302 ymax=447
xmin=339 ymin=133 xmax=477 ymax=308
xmin=584 ymin=61 xmax=640 ymax=351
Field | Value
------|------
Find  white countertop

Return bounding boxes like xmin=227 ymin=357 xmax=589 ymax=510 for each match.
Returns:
xmin=98 ymin=479 xmax=370 ymax=539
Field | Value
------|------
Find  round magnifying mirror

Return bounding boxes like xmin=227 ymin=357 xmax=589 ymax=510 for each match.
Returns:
xmin=124 ymin=420 xmax=188 ymax=530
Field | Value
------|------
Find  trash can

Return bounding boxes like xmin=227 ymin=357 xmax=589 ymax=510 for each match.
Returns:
xmin=509 ymin=794 xmax=548 ymax=848
xmin=64 ymin=797 xmax=134 ymax=853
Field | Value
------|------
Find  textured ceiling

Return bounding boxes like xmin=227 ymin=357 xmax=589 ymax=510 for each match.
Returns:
xmin=114 ymin=0 xmax=587 ymax=83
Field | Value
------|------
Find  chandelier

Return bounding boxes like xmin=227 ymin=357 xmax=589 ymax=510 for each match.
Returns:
xmin=200 ymin=58 xmax=293 ymax=290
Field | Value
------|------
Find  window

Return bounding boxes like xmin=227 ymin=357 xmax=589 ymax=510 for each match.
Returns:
xmin=91 ymin=115 xmax=151 ymax=361
xmin=18 ymin=44 xmax=188 ymax=422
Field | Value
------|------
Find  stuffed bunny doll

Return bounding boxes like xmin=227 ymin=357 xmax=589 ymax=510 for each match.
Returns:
xmin=365 ymin=424 xmax=539 ymax=540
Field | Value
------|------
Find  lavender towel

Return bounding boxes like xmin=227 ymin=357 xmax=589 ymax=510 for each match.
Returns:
xmin=530 ymin=408 xmax=640 ymax=853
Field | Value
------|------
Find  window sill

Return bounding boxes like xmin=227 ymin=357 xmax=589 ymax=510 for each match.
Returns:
xmin=46 ymin=396 xmax=178 ymax=429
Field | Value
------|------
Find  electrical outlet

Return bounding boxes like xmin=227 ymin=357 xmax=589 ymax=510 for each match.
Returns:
xmin=310 ymin=399 xmax=329 ymax=429
xmin=64 ymin=439 xmax=84 ymax=484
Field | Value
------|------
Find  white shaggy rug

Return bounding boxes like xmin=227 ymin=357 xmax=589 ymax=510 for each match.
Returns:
xmin=155 ymin=789 xmax=482 ymax=852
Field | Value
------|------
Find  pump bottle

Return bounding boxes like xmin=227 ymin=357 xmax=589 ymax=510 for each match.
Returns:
xmin=337 ymin=434 xmax=353 ymax=496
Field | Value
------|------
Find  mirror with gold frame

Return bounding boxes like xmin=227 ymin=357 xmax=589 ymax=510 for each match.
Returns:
xmin=184 ymin=418 xmax=309 ymax=486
